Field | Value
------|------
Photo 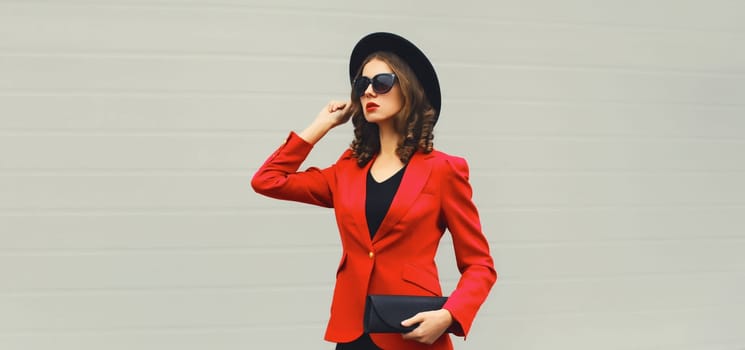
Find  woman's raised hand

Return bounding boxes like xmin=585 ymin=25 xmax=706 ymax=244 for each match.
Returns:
xmin=299 ymin=100 xmax=353 ymax=144
xmin=318 ymin=100 xmax=353 ymax=128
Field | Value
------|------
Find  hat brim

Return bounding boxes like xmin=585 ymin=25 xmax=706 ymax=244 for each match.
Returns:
xmin=349 ymin=32 xmax=441 ymax=124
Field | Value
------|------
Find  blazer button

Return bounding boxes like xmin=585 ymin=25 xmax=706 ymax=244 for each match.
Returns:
xmin=368 ymin=251 xmax=375 ymax=259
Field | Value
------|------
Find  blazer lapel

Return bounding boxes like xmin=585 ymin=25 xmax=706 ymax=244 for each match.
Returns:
xmin=346 ymin=156 xmax=375 ymax=244
xmin=371 ymin=151 xmax=433 ymax=242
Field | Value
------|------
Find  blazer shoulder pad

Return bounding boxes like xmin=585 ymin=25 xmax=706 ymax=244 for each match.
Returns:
xmin=429 ymin=150 xmax=470 ymax=178
xmin=334 ymin=148 xmax=361 ymax=168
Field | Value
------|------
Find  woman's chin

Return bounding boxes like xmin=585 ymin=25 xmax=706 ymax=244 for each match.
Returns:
xmin=363 ymin=112 xmax=391 ymax=124
xmin=363 ymin=114 xmax=377 ymax=123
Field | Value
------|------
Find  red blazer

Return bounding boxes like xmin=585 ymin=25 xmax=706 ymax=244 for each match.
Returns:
xmin=252 ymin=132 xmax=496 ymax=350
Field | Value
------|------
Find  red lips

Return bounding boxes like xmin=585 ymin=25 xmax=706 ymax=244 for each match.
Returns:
xmin=365 ymin=102 xmax=379 ymax=111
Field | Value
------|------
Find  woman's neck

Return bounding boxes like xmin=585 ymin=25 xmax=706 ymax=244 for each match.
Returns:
xmin=377 ymin=120 xmax=401 ymax=158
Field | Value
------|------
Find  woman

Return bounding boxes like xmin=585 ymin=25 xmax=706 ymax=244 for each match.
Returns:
xmin=251 ymin=32 xmax=496 ymax=350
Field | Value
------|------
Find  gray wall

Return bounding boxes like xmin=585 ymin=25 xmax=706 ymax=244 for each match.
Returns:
xmin=2 ymin=1 xmax=744 ymax=349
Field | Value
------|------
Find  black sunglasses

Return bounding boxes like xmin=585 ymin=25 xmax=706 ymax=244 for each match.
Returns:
xmin=352 ymin=73 xmax=397 ymax=97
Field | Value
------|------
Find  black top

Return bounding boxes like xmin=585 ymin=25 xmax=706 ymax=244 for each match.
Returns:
xmin=365 ymin=165 xmax=407 ymax=239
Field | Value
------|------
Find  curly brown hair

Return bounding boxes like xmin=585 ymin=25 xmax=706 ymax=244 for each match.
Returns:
xmin=348 ymin=51 xmax=438 ymax=167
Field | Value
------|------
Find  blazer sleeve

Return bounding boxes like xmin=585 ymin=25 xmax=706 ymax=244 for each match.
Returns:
xmin=251 ymin=131 xmax=336 ymax=208
xmin=440 ymin=156 xmax=497 ymax=338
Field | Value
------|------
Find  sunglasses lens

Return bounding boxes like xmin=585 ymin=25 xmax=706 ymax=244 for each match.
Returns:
xmin=353 ymin=77 xmax=371 ymax=97
xmin=352 ymin=74 xmax=396 ymax=96
xmin=372 ymin=74 xmax=395 ymax=94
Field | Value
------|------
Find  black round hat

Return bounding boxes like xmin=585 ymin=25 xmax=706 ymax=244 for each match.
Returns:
xmin=349 ymin=32 xmax=441 ymax=123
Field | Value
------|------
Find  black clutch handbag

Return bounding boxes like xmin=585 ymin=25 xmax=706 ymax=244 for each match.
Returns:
xmin=363 ymin=294 xmax=449 ymax=333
